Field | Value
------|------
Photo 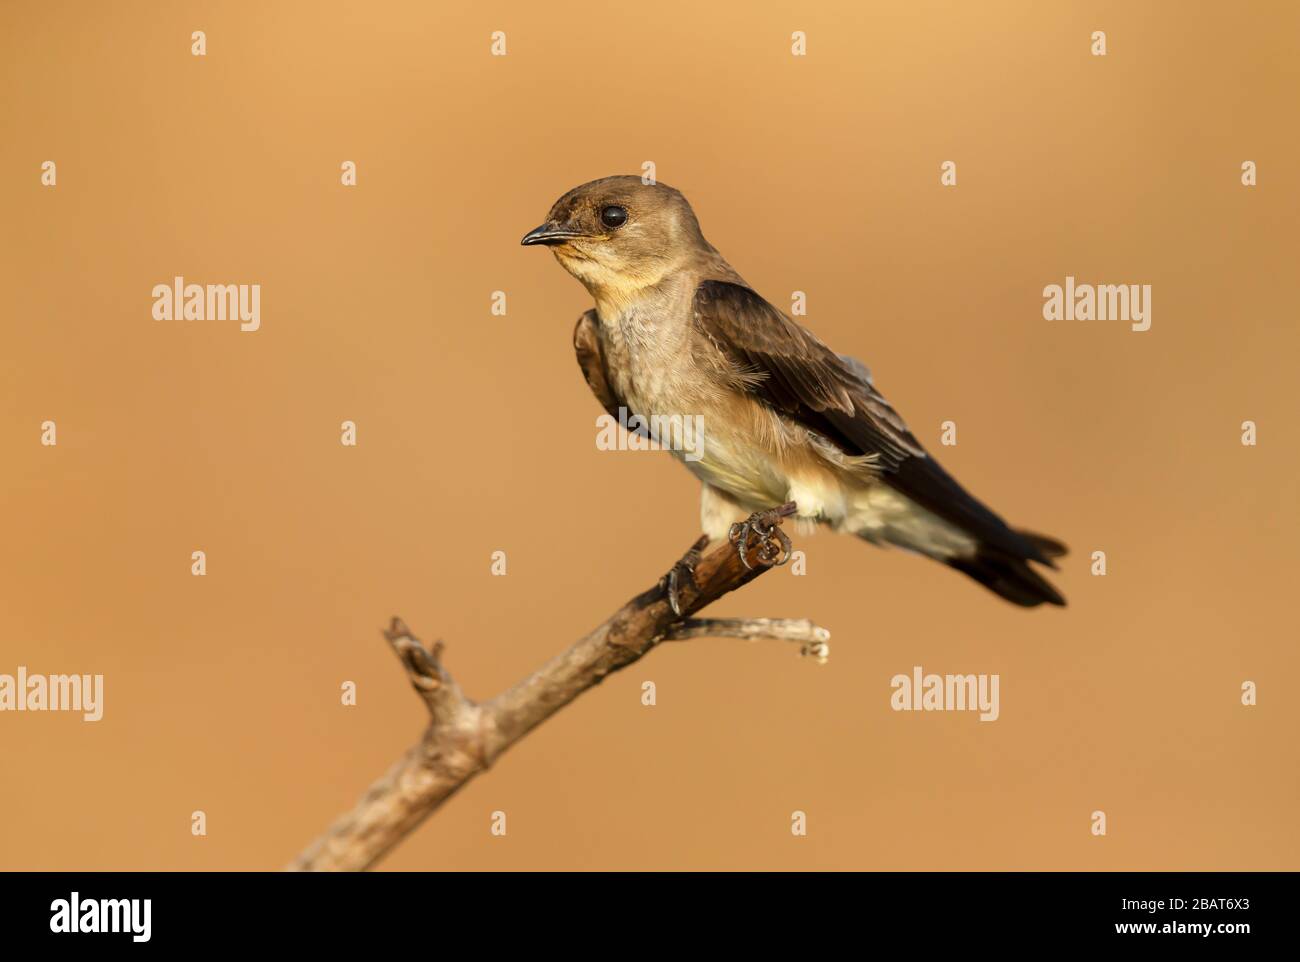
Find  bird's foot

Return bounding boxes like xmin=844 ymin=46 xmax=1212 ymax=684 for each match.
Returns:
xmin=728 ymin=502 xmax=797 ymax=570
xmin=660 ymin=535 xmax=708 ymax=617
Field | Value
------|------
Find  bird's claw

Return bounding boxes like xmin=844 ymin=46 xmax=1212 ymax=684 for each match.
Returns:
xmin=728 ymin=508 xmax=794 ymax=570
xmin=660 ymin=535 xmax=708 ymax=617
xmin=666 ymin=561 xmax=696 ymax=617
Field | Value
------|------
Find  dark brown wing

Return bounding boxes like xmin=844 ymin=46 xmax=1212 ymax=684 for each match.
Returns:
xmin=573 ymin=310 xmax=623 ymax=419
xmin=692 ymin=280 xmax=1052 ymax=567
xmin=573 ymin=310 xmax=653 ymax=442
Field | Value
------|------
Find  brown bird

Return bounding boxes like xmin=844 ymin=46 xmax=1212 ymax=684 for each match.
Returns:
xmin=523 ymin=176 xmax=1066 ymax=610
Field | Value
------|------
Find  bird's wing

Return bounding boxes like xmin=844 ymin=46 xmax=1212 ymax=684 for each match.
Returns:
xmin=573 ymin=310 xmax=655 ymax=442
xmin=691 ymin=280 xmax=1049 ymax=564
xmin=573 ymin=310 xmax=623 ymax=420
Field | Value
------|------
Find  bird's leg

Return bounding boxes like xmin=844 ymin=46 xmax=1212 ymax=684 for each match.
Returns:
xmin=660 ymin=535 xmax=709 ymax=617
xmin=728 ymin=502 xmax=797 ymax=570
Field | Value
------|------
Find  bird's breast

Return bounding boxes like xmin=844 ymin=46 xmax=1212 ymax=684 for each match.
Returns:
xmin=596 ymin=306 xmax=831 ymax=508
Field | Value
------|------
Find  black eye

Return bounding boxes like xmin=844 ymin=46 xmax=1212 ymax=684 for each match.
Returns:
xmin=600 ymin=205 xmax=628 ymax=229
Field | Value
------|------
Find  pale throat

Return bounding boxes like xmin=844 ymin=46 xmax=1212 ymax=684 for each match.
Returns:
xmin=592 ymin=284 xmax=651 ymax=328
xmin=552 ymin=240 xmax=670 ymax=315
xmin=586 ymin=264 xmax=686 ymax=331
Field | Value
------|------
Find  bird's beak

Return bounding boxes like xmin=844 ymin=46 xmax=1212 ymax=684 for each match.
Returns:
xmin=521 ymin=223 xmax=582 ymax=247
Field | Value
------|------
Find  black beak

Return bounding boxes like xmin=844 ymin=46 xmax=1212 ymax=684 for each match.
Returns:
xmin=521 ymin=223 xmax=581 ymax=247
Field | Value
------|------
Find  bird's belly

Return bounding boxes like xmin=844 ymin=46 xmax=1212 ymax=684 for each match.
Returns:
xmin=677 ymin=401 xmax=856 ymax=525
xmin=680 ymin=431 xmax=791 ymax=508
xmin=613 ymin=373 xmax=782 ymax=505
xmin=611 ymin=349 xmax=858 ymax=523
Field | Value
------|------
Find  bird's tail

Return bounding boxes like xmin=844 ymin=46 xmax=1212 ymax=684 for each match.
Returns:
xmin=848 ymin=481 xmax=1068 ymax=608
xmin=1018 ymin=529 xmax=1068 ymax=564
xmin=946 ymin=546 xmax=1067 ymax=607
xmin=944 ymin=529 xmax=1068 ymax=607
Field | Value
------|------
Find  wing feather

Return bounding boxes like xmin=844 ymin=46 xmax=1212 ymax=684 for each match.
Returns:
xmin=573 ymin=310 xmax=623 ymax=420
xmin=691 ymin=280 xmax=1049 ymax=564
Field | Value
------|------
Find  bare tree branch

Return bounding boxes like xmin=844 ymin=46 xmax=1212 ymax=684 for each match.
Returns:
xmin=664 ymin=617 xmax=831 ymax=662
xmin=289 ymin=504 xmax=827 ymax=871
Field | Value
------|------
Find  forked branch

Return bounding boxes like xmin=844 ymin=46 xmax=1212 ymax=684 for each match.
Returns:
xmin=290 ymin=504 xmax=827 ymax=871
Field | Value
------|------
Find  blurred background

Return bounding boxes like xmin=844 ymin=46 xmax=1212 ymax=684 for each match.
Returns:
xmin=2 ymin=0 xmax=1297 ymax=870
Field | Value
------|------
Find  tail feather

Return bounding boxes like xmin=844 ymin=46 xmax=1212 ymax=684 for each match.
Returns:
xmin=1018 ymin=529 xmax=1068 ymax=568
xmin=947 ymin=546 xmax=1067 ymax=608
xmin=847 ymin=482 xmax=1068 ymax=608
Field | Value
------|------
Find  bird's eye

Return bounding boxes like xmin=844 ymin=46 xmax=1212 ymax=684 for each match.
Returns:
xmin=600 ymin=205 xmax=628 ymax=229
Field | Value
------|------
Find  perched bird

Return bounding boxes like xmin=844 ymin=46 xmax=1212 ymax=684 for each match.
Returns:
xmin=523 ymin=176 xmax=1066 ymax=609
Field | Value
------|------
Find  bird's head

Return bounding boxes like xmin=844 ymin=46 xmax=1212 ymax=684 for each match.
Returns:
xmin=521 ymin=175 xmax=706 ymax=301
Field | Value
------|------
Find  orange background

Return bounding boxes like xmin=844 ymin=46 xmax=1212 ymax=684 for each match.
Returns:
xmin=2 ymin=0 xmax=1297 ymax=870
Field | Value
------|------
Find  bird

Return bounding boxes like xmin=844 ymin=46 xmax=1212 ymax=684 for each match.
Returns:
xmin=522 ymin=175 xmax=1066 ymax=611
